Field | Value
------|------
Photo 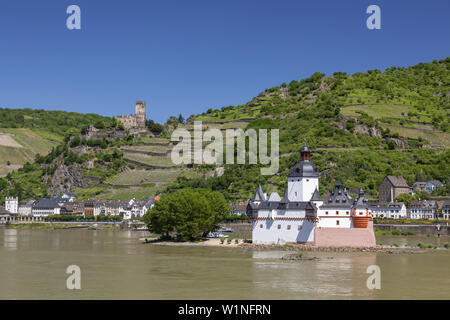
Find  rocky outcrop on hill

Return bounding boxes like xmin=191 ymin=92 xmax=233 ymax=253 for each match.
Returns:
xmin=45 ymin=163 xmax=100 ymax=197
xmin=354 ymin=124 xmax=383 ymax=138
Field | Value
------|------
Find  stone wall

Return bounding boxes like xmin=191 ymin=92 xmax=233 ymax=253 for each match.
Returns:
xmin=313 ymin=221 xmax=376 ymax=247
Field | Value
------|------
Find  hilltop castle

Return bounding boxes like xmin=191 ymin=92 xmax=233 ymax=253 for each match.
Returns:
xmin=117 ymin=101 xmax=147 ymax=130
xmin=247 ymin=144 xmax=376 ymax=247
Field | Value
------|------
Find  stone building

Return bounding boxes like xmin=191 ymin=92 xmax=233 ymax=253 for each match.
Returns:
xmin=378 ymin=175 xmax=412 ymax=202
xmin=117 ymin=101 xmax=147 ymax=130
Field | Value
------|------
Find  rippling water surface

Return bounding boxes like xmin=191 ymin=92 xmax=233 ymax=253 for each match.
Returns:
xmin=0 ymin=228 xmax=449 ymax=299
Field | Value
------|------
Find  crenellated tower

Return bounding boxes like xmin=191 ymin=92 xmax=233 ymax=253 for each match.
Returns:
xmin=135 ymin=101 xmax=146 ymax=129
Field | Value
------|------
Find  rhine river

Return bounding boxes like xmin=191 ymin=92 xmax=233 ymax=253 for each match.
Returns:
xmin=0 ymin=228 xmax=449 ymax=299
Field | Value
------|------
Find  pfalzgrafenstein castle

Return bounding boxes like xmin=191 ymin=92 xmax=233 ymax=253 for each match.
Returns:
xmin=117 ymin=101 xmax=146 ymax=130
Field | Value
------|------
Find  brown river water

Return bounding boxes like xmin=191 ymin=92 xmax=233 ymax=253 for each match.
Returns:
xmin=0 ymin=228 xmax=449 ymax=299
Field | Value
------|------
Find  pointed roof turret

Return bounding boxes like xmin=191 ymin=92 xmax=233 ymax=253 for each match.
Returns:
xmin=354 ymin=188 xmax=368 ymax=208
xmin=310 ymin=188 xmax=322 ymax=201
xmin=288 ymin=143 xmax=318 ymax=178
xmin=253 ymin=185 xmax=267 ymax=201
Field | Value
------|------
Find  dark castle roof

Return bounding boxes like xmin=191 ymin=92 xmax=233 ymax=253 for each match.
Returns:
xmin=254 ymin=200 xmax=315 ymax=213
xmin=310 ymin=188 xmax=322 ymax=201
xmin=321 ymin=180 xmax=353 ymax=208
xmin=353 ymin=189 xmax=369 ymax=209
xmin=288 ymin=160 xmax=319 ymax=178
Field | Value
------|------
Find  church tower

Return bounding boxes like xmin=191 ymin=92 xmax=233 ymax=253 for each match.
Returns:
xmin=287 ymin=144 xmax=319 ymax=202
xmin=135 ymin=101 xmax=146 ymax=129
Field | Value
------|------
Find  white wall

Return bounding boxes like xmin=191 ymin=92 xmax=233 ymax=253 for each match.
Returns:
xmin=252 ymin=219 xmax=315 ymax=244
xmin=252 ymin=208 xmax=315 ymax=244
xmin=317 ymin=207 xmax=352 ymax=228
xmin=287 ymin=177 xmax=318 ymax=202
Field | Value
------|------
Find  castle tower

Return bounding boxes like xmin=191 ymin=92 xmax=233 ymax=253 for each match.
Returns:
xmin=5 ymin=197 xmax=18 ymax=214
xmin=135 ymin=101 xmax=146 ymax=129
xmin=287 ymin=144 xmax=319 ymax=202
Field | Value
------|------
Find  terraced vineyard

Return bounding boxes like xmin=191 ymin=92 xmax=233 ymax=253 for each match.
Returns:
xmin=0 ymin=128 xmax=60 ymax=176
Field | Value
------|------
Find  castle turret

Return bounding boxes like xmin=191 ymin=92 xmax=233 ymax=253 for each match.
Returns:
xmin=287 ymin=143 xmax=319 ymax=202
xmin=5 ymin=197 xmax=18 ymax=214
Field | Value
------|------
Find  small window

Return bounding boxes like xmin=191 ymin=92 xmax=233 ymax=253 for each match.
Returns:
xmin=359 ymin=212 xmax=363 ymax=215
xmin=287 ymin=225 xmax=291 ymax=230
xmin=336 ymin=220 xmax=340 ymax=226
xmin=325 ymin=211 xmax=328 ymax=215
xmin=298 ymin=225 xmax=302 ymax=230
xmin=295 ymin=192 xmax=297 ymax=197
xmin=346 ymin=211 xmax=349 ymax=215
xmin=336 ymin=211 xmax=339 ymax=215
xmin=260 ymin=224 xmax=263 ymax=228
xmin=277 ymin=224 xmax=281 ymax=229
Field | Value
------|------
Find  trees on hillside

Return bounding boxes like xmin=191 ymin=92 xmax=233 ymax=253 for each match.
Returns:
xmin=143 ymin=188 xmax=229 ymax=241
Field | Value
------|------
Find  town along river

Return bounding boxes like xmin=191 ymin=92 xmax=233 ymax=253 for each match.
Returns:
xmin=0 ymin=228 xmax=449 ymax=299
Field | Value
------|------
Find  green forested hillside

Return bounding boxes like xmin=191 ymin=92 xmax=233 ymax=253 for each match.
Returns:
xmin=0 ymin=108 xmax=110 ymax=177
xmin=0 ymin=58 xmax=449 ymax=202
xmin=0 ymin=108 xmax=110 ymax=136
xmin=165 ymin=57 xmax=450 ymax=200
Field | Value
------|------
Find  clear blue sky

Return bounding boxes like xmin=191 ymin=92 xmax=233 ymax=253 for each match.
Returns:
xmin=0 ymin=0 xmax=449 ymax=123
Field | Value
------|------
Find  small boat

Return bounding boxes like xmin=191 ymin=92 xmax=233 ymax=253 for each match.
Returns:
xmin=218 ymin=226 xmax=234 ymax=233
xmin=207 ymin=231 xmax=229 ymax=238
xmin=132 ymin=227 xmax=149 ymax=231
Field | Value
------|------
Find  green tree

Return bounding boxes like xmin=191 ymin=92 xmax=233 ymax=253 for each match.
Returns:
xmin=150 ymin=124 xmax=164 ymax=133
xmin=143 ymin=188 xmax=228 ymax=241
xmin=94 ymin=121 xmax=105 ymax=129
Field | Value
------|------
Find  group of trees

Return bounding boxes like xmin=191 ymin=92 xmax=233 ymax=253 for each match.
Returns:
xmin=0 ymin=108 xmax=110 ymax=136
xmin=395 ymin=191 xmax=430 ymax=207
xmin=143 ymin=188 xmax=229 ymax=241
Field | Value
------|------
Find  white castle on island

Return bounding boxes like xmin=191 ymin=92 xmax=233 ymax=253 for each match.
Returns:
xmin=247 ymin=144 xmax=376 ymax=247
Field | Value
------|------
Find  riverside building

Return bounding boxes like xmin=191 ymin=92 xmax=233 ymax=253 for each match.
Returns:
xmin=248 ymin=144 xmax=376 ymax=247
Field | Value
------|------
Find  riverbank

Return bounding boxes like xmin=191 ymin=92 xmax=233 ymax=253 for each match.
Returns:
xmin=141 ymin=237 xmax=449 ymax=253
xmin=2 ymin=222 xmax=121 ymax=230
xmin=142 ymin=237 xmax=243 ymax=247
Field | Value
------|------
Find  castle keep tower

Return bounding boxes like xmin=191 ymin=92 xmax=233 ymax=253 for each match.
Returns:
xmin=287 ymin=144 xmax=319 ymax=202
xmin=117 ymin=100 xmax=147 ymax=130
xmin=135 ymin=101 xmax=146 ymax=129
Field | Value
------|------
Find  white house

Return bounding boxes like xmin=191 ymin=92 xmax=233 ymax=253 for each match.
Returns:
xmin=409 ymin=200 xmax=438 ymax=219
xmin=32 ymin=198 xmax=65 ymax=217
xmin=62 ymin=192 xmax=77 ymax=202
xmin=443 ymin=200 xmax=450 ymax=220
xmin=370 ymin=202 xmax=407 ymax=219
xmin=248 ymin=144 xmax=375 ymax=246
xmin=5 ymin=197 xmax=18 ymax=214
xmin=18 ymin=200 xmax=35 ymax=216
